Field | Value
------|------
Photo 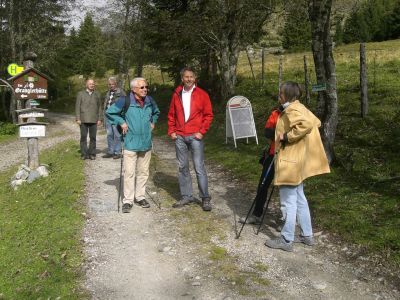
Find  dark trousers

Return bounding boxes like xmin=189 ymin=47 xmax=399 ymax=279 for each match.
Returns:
xmin=253 ymin=154 xmax=274 ymax=217
xmin=80 ymin=123 xmax=97 ymax=157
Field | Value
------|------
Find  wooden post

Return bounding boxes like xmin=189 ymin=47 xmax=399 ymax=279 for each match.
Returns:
xmin=24 ymin=52 xmax=40 ymax=169
xmin=373 ymin=50 xmax=377 ymax=92
xmin=261 ymin=48 xmax=265 ymax=86
xmin=160 ymin=69 xmax=165 ymax=84
xmin=246 ymin=48 xmax=256 ymax=81
xmin=278 ymin=55 xmax=283 ymax=94
xmin=360 ymin=43 xmax=368 ymax=117
xmin=304 ymin=55 xmax=310 ymax=105
xmin=27 ymin=138 xmax=39 ymax=169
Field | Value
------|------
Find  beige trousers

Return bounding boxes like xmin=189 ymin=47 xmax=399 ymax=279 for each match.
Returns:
xmin=123 ymin=149 xmax=151 ymax=205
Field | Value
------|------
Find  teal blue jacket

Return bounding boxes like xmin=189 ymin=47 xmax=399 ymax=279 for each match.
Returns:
xmin=106 ymin=93 xmax=160 ymax=152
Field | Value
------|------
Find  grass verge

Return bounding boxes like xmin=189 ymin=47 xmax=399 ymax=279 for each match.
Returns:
xmin=0 ymin=140 xmax=87 ymax=299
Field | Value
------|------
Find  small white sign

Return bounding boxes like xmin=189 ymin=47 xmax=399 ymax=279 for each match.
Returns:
xmin=19 ymin=125 xmax=46 ymax=138
xmin=19 ymin=112 xmax=45 ymax=118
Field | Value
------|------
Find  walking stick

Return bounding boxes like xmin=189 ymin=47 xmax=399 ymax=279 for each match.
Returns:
xmin=117 ymin=133 xmax=125 ymax=213
xmin=236 ymin=154 xmax=276 ymax=239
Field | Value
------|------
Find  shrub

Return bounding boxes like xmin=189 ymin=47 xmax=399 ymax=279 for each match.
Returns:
xmin=0 ymin=122 xmax=17 ymax=135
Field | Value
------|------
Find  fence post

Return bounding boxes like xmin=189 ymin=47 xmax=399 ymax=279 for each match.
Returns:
xmin=246 ymin=47 xmax=256 ymax=82
xmin=360 ymin=43 xmax=368 ymax=118
xmin=278 ymin=55 xmax=283 ymax=95
xmin=373 ymin=50 xmax=377 ymax=92
xmin=304 ymin=55 xmax=310 ymax=105
xmin=261 ymin=48 xmax=265 ymax=86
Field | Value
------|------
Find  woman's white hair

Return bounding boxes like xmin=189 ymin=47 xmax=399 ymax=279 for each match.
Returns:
xmin=130 ymin=77 xmax=147 ymax=88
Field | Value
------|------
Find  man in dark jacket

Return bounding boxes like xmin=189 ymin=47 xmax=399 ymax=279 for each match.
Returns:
xmin=102 ymin=77 xmax=126 ymax=159
xmin=167 ymin=67 xmax=214 ymax=211
xmin=75 ymin=79 xmax=102 ymax=160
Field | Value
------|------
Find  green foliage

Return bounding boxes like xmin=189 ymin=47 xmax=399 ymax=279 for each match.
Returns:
xmin=70 ymin=14 xmax=108 ymax=78
xmin=0 ymin=122 xmax=17 ymax=135
xmin=143 ymin=0 xmax=277 ymax=95
xmin=0 ymin=140 xmax=87 ymax=299
xmin=387 ymin=1 xmax=400 ymax=39
xmin=282 ymin=2 xmax=312 ymax=51
xmin=343 ymin=0 xmax=397 ymax=43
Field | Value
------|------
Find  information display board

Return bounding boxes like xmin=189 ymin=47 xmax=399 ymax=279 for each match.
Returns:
xmin=226 ymin=96 xmax=258 ymax=148
xmin=19 ymin=125 xmax=46 ymax=138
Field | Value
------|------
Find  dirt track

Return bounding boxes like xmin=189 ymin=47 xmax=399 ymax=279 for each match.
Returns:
xmin=3 ymin=113 xmax=399 ymax=299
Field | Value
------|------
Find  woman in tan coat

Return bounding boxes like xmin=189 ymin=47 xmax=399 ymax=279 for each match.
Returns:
xmin=265 ymin=81 xmax=330 ymax=252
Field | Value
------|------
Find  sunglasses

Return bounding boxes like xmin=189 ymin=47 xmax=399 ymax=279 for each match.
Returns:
xmin=136 ymin=85 xmax=149 ymax=90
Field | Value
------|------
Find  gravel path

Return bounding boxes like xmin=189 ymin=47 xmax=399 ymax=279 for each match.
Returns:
xmin=0 ymin=112 xmax=79 ymax=172
xmin=2 ymin=113 xmax=399 ymax=299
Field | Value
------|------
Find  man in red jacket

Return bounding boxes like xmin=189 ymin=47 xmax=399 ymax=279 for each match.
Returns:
xmin=168 ymin=67 xmax=214 ymax=211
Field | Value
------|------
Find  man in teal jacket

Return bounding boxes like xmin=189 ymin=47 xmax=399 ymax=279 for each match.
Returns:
xmin=106 ymin=77 xmax=160 ymax=213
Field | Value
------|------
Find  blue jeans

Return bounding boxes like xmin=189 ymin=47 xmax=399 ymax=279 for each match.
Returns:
xmin=105 ymin=120 xmax=121 ymax=155
xmin=279 ymin=183 xmax=313 ymax=242
xmin=175 ymin=135 xmax=209 ymax=200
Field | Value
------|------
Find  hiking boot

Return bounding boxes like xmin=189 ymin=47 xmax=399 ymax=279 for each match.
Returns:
xmin=134 ymin=199 xmax=150 ymax=208
xmin=202 ymin=197 xmax=212 ymax=212
xmin=122 ymin=203 xmax=132 ymax=213
xmin=113 ymin=154 xmax=122 ymax=159
xmin=172 ymin=198 xmax=192 ymax=208
xmin=239 ymin=215 xmax=261 ymax=225
xmin=81 ymin=155 xmax=89 ymax=160
xmin=265 ymin=236 xmax=293 ymax=252
xmin=102 ymin=153 xmax=113 ymax=158
xmin=89 ymin=155 xmax=96 ymax=160
xmin=294 ymin=235 xmax=315 ymax=246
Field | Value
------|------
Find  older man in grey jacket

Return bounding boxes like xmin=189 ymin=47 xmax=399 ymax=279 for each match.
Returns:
xmin=75 ymin=79 xmax=103 ymax=160
xmin=102 ymin=77 xmax=126 ymax=159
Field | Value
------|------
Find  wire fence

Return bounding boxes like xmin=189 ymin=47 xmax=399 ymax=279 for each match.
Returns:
xmin=237 ymin=46 xmax=400 ymax=95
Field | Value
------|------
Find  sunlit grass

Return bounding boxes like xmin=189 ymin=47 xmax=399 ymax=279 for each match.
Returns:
xmin=0 ymin=140 xmax=87 ymax=299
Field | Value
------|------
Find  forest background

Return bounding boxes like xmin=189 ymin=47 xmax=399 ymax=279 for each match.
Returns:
xmin=0 ymin=0 xmax=399 ymax=266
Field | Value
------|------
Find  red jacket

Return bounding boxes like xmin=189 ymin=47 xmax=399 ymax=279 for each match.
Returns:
xmin=265 ymin=109 xmax=280 ymax=155
xmin=168 ymin=85 xmax=213 ymax=136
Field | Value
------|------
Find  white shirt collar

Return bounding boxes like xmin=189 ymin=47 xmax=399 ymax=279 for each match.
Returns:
xmin=182 ymin=84 xmax=195 ymax=94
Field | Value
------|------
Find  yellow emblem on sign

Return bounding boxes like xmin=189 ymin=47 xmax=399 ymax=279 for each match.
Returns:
xmin=7 ymin=63 xmax=24 ymax=76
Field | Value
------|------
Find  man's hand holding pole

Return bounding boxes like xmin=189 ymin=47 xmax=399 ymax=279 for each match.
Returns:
xmin=120 ymin=122 xmax=128 ymax=134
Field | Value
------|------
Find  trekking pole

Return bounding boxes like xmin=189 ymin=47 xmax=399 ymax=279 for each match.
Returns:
xmin=117 ymin=133 xmax=125 ymax=213
xmin=236 ymin=155 xmax=276 ymax=239
xmin=256 ymin=185 xmax=275 ymax=235
xmin=146 ymin=141 xmax=161 ymax=209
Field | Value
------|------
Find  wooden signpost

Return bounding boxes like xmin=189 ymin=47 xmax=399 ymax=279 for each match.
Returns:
xmin=10 ymin=68 xmax=49 ymax=100
xmin=8 ymin=56 xmax=50 ymax=170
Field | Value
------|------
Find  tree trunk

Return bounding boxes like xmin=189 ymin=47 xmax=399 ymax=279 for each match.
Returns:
xmin=117 ymin=0 xmax=132 ymax=90
xmin=304 ymin=55 xmax=311 ymax=105
xmin=308 ymin=0 xmax=338 ymax=164
xmin=9 ymin=0 xmax=17 ymax=61
xmin=1 ymin=90 xmax=8 ymax=120
xmin=218 ymin=34 xmax=239 ymax=101
xmin=136 ymin=39 xmax=144 ymax=77
xmin=10 ymin=94 xmax=17 ymax=124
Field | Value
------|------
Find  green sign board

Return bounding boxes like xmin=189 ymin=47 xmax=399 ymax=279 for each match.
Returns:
xmin=29 ymin=100 xmax=40 ymax=106
xmin=7 ymin=63 xmax=24 ymax=76
xmin=311 ymin=83 xmax=327 ymax=92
